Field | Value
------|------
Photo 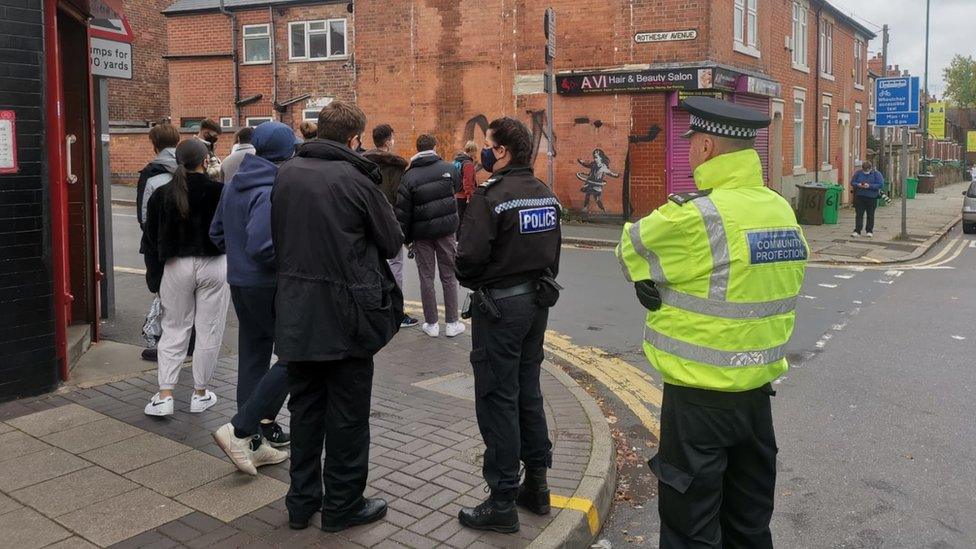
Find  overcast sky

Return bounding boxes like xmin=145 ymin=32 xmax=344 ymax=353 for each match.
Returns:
xmin=828 ymin=0 xmax=974 ymax=97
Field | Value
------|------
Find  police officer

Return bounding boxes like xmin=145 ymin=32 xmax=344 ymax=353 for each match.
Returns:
xmin=617 ymin=96 xmax=808 ymax=548
xmin=455 ymin=117 xmax=561 ymax=533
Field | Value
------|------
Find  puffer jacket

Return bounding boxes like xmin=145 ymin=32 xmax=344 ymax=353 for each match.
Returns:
xmin=396 ymin=151 xmax=460 ymax=242
xmin=363 ymin=148 xmax=408 ymax=206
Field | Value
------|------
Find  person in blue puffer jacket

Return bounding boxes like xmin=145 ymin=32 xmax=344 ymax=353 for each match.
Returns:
xmin=850 ymin=160 xmax=884 ymax=238
xmin=210 ymin=121 xmax=299 ymax=475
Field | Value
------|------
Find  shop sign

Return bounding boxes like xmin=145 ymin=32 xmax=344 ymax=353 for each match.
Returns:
xmin=739 ymin=75 xmax=782 ymax=98
xmin=557 ymin=68 xmax=712 ymax=95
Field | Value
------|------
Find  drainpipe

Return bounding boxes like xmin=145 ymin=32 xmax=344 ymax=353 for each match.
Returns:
xmin=269 ymin=6 xmax=279 ymax=121
xmin=814 ymin=4 xmax=822 ymax=182
xmin=219 ymin=0 xmax=242 ymax=125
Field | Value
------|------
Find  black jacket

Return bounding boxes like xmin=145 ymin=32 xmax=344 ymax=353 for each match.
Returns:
xmin=456 ymin=165 xmax=561 ymax=289
xmin=271 ymin=139 xmax=405 ymax=362
xmin=141 ymin=171 xmax=224 ymax=293
xmin=362 ymin=148 xmax=408 ymax=206
xmin=396 ymin=152 xmax=460 ymax=242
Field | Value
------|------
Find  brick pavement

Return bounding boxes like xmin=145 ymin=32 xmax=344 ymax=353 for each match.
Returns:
xmin=0 ymin=328 xmax=600 ymax=548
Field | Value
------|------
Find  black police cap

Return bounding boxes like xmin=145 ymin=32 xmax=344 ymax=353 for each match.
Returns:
xmin=681 ymin=96 xmax=771 ymax=140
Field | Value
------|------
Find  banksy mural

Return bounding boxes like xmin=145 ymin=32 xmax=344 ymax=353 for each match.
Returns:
xmin=576 ymin=149 xmax=620 ymax=213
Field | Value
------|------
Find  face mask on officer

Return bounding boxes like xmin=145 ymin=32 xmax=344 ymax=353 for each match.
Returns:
xmin=481 ymin=146 xmax=497 ymax=173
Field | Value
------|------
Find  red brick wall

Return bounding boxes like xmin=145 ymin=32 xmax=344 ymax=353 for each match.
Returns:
xmin=107 ymin=0 xmax=171 ymax=123
xmin=109 ymin=130 xmax=233 ymax=185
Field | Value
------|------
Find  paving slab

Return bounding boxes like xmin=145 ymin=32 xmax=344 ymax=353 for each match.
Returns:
xmin=44 ymin=537 xmax=100 ymax=549
xmin=0 ymin=506 xmax=72 ymax=549
xmin=41 ymin=416 xmax=144 ymax=454
xmin=0 ymin=422 xmax=13 ymax=434
xmin=0 ymin=491 xmax=22 ymax=516
xmin=80 ymin=431 xmax=189 ymax=474
xmin=11 ymin=466 xmax=139 ymax=517
xmin=124 ymin=449 xmax=236 ymax=497
xmin=176 ymin=473 xmax=289 ymax=522
xmin=0 ymin=430 xmax=54 ymax=462
xmin=0 ymin=447 xmax=90 ymax=492
xmin=5 ymin=403 xmax=106 ymax=437
xmin=55 ymin=487 xmax=191 ymax=547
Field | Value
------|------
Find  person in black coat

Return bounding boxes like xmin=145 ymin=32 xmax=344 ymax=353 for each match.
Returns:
xmin=395 ymin=134 xmax=463 ymax=339
xmin=271 ymin=100 xmax=404 ymax=533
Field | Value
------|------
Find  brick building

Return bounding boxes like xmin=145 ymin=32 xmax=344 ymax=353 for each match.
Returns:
xmin=355 ymin=0 xmax=875 ymax=218
xmin=107 ymin=0 xmax=172 ymax=123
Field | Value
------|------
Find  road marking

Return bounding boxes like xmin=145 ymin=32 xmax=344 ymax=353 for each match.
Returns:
xmin=817 ymin=283 xmax=838 ymax=289
xmin=970 ymin=241 xmax=976 ymax=249
xmin=884 ymin=270 xmax=904 ymax=277
xmin=951 ymin=335 xmax=967 ymax=341
xmin=550 ymin=495 xmax=601 ymax=535
xmin=914 ymin=239 xmax=967 ymax=270
xmin=799 ymin=294 xmax=817 ymax=300
xmin=913 ymin=237 xmax=961 ymax=267
xmin=112 ymin=213 xmax=137 ymax=218
xmin=115 ymin=266 xmax=146 ymax=275
xmin=833 ymin=274 xmax=855 ymax=279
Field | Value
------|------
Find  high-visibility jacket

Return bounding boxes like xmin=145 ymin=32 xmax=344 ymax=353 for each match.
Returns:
xmin=617 ymin=149 xmax=808 ymax=392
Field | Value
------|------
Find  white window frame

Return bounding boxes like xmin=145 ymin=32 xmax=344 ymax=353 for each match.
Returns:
xmin=242 ymin=24 xmax=272 ymax=65
xmin=821 ymin=98 xmax=832 ymax=168
xmin=302 ymin=109 xmax=319 ymax=122
xmin=219 ymin=117 xmax=234 ymax=129
xmin=288 ymin=19 xmax=349 ymax=61
xmin=245 ymin=116 xmax=273 ymax=127
xmin=733 ymin=0 xmax=761 ymax=58
xmin=854 ymin=38 xmax=864 ymax=89
xmin=854 ymin=103 xmax=863 ymax=163
xmin=793 ymin=91 xmax=806 ymax=171
xmin=819 ymin=20 xmax=834 ymax=79
xmin=792 ymin=2 xmax=808 ymax=71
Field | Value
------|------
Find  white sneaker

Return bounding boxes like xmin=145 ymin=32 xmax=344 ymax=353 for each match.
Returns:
xmin=851 ymin=232 xmax=860 ymax=238
xmin=445 ymin=322 xmax=466 ymax=338
xmin=213 ymin=423 xmax=257 ymax=475
xmin=190 ymin=390 xmax=218 ymax=413
xmin=251 ymin=440 xmax=290 ymax=468
xmin=422 ymin=323 xmax=440 ymax=338
xmin=144 ymin=393 xmax=174 ymax=417
xmin=865 ymin=232 xmax=873 ymax=238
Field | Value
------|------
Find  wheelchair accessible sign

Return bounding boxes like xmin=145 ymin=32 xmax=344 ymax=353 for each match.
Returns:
xmin=875 ymin=76 xmax=920 ymax=127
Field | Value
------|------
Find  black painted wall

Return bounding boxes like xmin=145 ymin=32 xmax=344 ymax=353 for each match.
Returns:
xmin=0 ymin=1 xmax=60 ymax=400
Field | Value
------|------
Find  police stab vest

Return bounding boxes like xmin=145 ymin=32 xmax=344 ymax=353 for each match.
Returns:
xmin=617 ymin=149 xmax=808 ymax=392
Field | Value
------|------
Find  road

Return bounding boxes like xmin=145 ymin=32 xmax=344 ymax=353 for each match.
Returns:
xmin=108 ymin=205 xmax=976 ymax=547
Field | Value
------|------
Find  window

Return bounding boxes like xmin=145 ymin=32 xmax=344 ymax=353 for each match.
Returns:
xmin=854 ymin=103 xmax=862 ymax=161
xmin=302 ymin=109 xmax=319 ymax=122
xmin=793 ymin=98 xmax=805 ymax=168
xmin=245 ymin=117 xmax=272 ymax=127
xmin=219 ymin=117 xmax=233 ymax=129
xmin=289 ymin=19 xmax=347 ymax=61
xmin=821 ymin=103 xmax=831 ymax=165
xmin=792 ymin=2 xmax=807 ymax=68
xmin=180 ymin=118 xmax=203 ymax=131
xmin=854 ymin=38 xmax=864 ymax=86
xmin=243 ymin=24 xmax=271 ymax=64
xmin=733 ymin=0 xmax=759 ymax=55
xmin=819 ymin=20 xmax=833 ymax=76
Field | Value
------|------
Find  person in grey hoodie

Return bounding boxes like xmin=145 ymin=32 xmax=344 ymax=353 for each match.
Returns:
xmin=220 ymin=126 xmax=256 ymax=183
xmin=210 ymin=121 xmax=298 ymax=474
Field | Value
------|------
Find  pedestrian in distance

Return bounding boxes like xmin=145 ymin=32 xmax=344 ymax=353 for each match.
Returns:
xmin=197 ymin=118 xmax=223 ymax=181
xmin=396 ymin=133 xmax=464 ymax=338
xmin=142 ymin=138 xmax=230 ymax=417
xmin=210 ymin=122 xmax=299 ymax=475
xmin=453 ymin=140 xmax=479 ymax=227
xmin=299 ymin=121 xmax=318 ymax=140
xmin=135 ymin=122 xmax=181 ymax=363
xmin=220 ymin=126 xmax=255 ymax=183
xmin=271 ymin=100 xmax=404 ymax=532
xmin=364 ymin=124 xmax=421 ymax=329
xmin=455 ymin=117 xmax=562 ymax=533
xmin=850 ymin=160 xmax=883 ymax=238
xmin=617 ymin=96 xmax=808 ymax=548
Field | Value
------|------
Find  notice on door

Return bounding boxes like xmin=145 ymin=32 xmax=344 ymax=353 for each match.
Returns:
xmin=0 ymin=110 xmax=17 ymax=175
xmin=90 ymin=37 xmax=132 ymax=79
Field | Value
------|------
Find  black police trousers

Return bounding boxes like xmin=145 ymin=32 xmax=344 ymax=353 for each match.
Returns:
xmin=651 ymin=383 xmax=777 ymax=549
xmin=470 ymin=293 xmax=554 ymax=496
xmin=286 ymin=358 xmax=374 ymax=522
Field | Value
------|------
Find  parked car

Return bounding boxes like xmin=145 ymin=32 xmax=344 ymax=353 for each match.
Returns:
xmin=963 ymin=182 xmax=976 ymax=234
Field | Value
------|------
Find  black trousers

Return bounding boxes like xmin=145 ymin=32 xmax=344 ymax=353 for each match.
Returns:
xmin=470 ymin=293 xmax=553 ymax=496
xmin=651 ymin=383 xmax=777 ymax=549
xmin=853 ymin=195 xmax=877 ymax=234
xmin=286 ymin=358 xmax=374 ymax=521
xmin=230 ymin=285 xmax=288 ymax=435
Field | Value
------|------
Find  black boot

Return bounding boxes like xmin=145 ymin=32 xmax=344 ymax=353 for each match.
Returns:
xmin=321 ymin=498 xmax=388 ymax=533
xmin=458 ymin=491 xmax=519 ymax=533
xmin=517 ymin=468 xmax=551 ymax=515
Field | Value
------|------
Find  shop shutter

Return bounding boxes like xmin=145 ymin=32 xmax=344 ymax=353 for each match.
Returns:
xmin=668 ymin=108 xmax=697 ymax=195
xmin=732 ymin=93 xmax=770 ymax=184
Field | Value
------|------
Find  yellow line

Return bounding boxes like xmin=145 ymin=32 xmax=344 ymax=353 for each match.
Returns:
xmin=912 ymin=237 xmax=960 ymax=267
xmin=915 ymin=239 xmax=967 ymax=269
xmin=550 ymin=494 xmax=601 ymax=535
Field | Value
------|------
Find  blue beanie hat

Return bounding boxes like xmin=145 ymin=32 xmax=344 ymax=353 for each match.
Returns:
xmin=251 ymin=121 xmax=300 ymax=162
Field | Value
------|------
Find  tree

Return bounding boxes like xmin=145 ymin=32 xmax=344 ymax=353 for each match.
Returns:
xmin=943 ymin=55 xmax=976 ymax=107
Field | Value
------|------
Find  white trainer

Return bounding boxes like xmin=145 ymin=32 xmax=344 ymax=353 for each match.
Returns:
xmin=865 ymin=232 xmax=874 ymax=238
xmin=144 ymin=393 xmax=174 ymax=417
xmin=213 ymin=423 xmax=257 ymax=475
xmin=190 ymin=390 xmax=218 ymax=413
xmin=850 ymin=232 xmax=860 ymax=238
xmin=422 ymin=323 xmax=440 ymax=338
xmin=251 ymin=440 xmax=290 ymax=468
xmin=445 ymin=321 xmax=466 ymax=338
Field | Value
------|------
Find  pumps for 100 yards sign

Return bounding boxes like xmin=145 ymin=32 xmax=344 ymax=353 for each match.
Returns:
xmin=90 ymin=37 xmax=132 ymax=79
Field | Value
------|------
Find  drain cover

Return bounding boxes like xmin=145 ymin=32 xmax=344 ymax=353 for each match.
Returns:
xmin=413 ymin=372 xmax=475 ymax=401
xmin=821 ymin=244 xmax=870 ymax=258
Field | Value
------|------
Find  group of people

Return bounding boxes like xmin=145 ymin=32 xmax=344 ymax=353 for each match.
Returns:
xmin=134 ymin=103 xmax=561 ymax=534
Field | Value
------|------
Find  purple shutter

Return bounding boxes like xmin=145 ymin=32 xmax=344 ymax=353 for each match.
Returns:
xmin=732 ymin=93 xmax=770 ymax=184
xmin=668 ymin=108 xmax=697 ymax=195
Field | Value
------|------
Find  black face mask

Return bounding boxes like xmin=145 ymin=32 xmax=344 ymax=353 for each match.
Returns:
xmin=204 ymin=134 xmax=218 ymax=145
xmin=481 ymin=147 xmax=497 ymax=173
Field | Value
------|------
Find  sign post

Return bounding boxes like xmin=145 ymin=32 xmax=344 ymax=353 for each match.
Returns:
xmin=875 ymin=76 xmax=920 ymax=240
xmin=544 ymin=7 xmax=555 ymax=189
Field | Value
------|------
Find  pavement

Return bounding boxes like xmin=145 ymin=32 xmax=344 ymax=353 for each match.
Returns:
xmin=0 ymin=327 xmax=614 ymax=549
xmin=559 ymin=180 xmax=971 ymax=265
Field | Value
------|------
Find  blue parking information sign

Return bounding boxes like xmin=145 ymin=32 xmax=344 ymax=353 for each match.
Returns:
xmin=875 ymin=76 xmax=920 ymax=127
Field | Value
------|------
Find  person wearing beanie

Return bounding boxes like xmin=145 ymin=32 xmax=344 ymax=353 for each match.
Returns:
xmin=210 ymin=122 xmax=298 ymax=474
